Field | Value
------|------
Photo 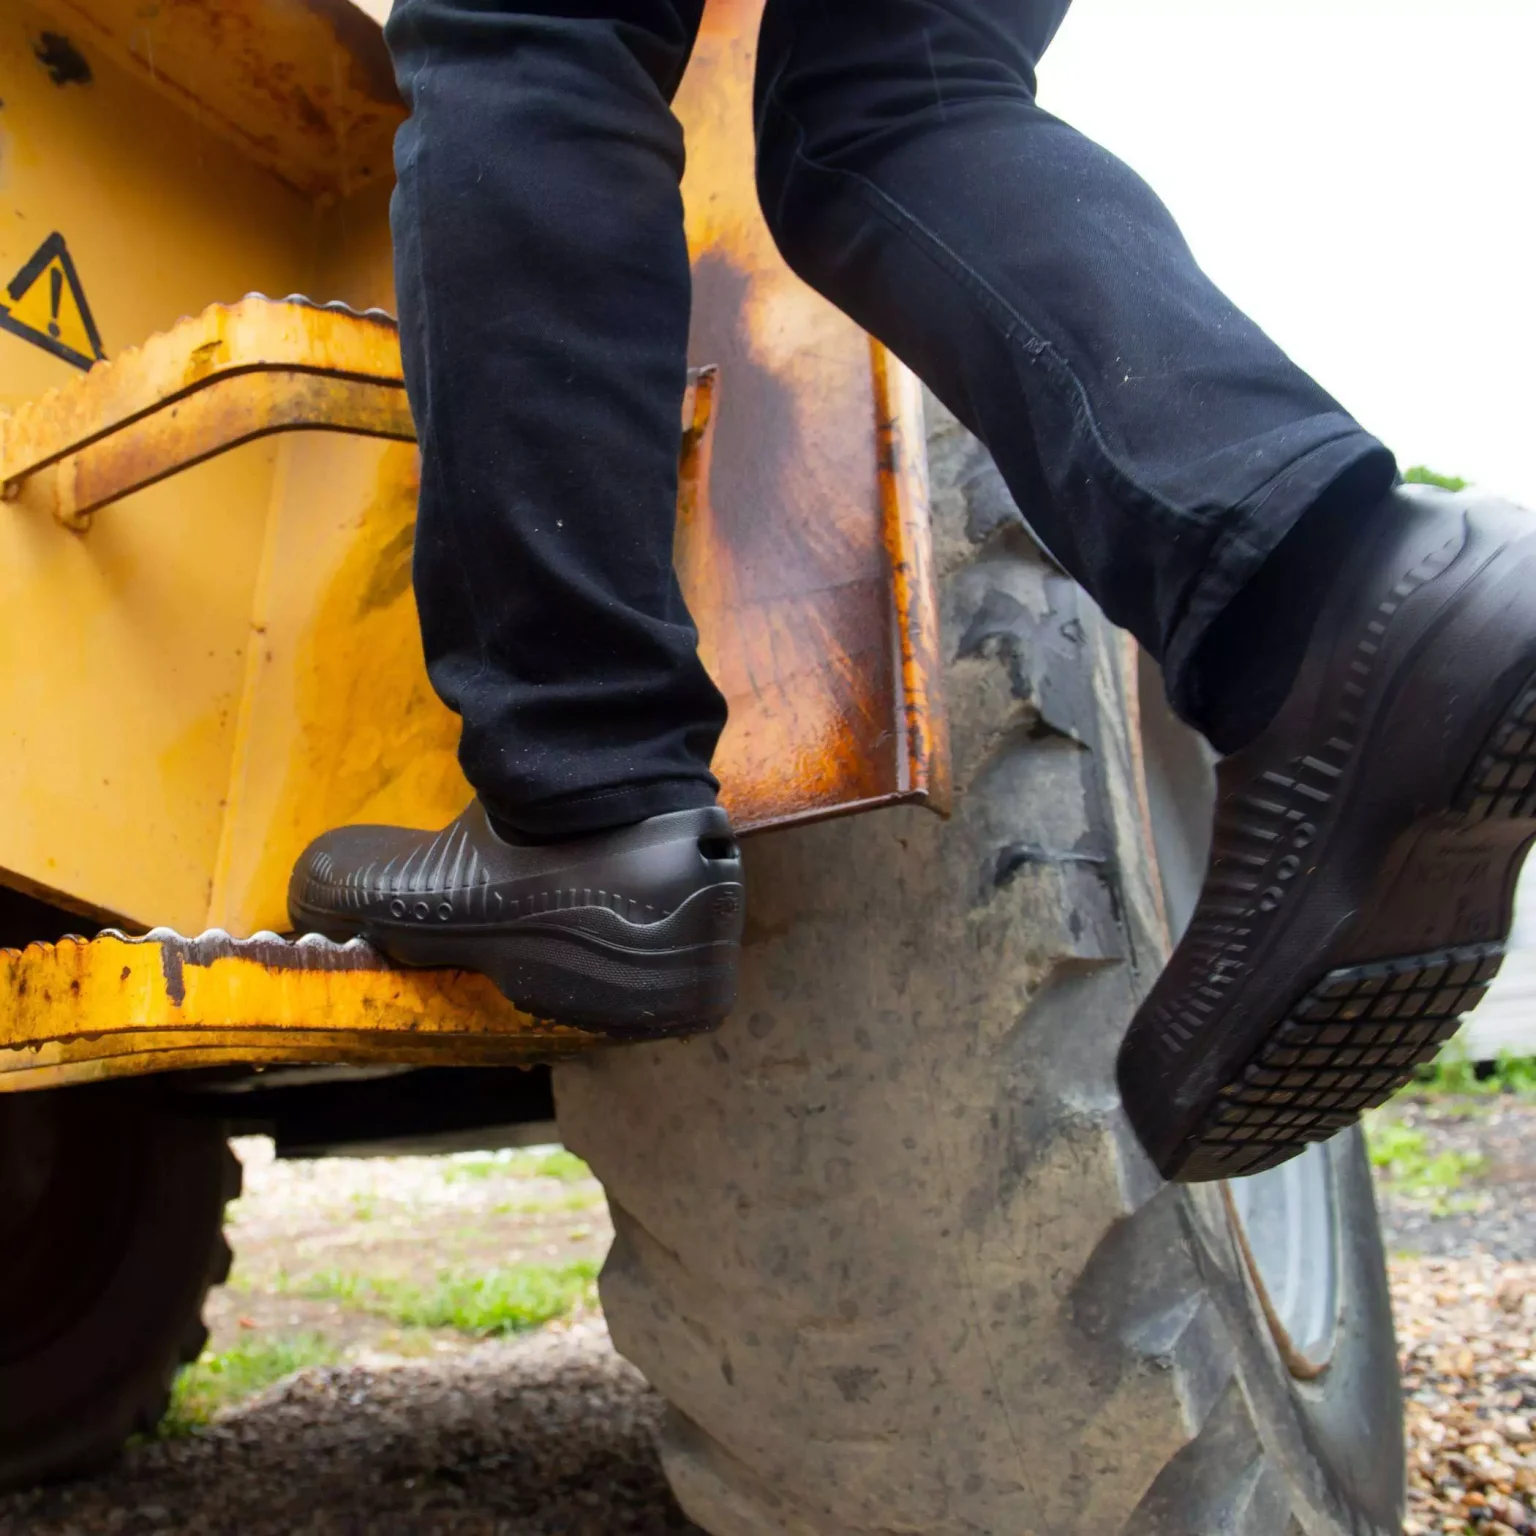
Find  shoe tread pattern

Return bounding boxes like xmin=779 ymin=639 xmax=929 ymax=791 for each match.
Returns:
xmin=1183 ymin=943 xmax=1502 ymax=1179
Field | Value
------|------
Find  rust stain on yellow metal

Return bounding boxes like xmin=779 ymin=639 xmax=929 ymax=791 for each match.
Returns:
xmin=661 ymin=0 xmax=940 ymax=831
xmin=35 ymin=0 xmax=403 ymax=198
xmin=229 ymin=442 xmax=464 ymax=916
xmin=873 ymin=340 xmax=953 ymax=817
xmin=0 ymin=930 xmax=597 ymax=1093
xmin=1 ymin=295 xmax=406 ymax=477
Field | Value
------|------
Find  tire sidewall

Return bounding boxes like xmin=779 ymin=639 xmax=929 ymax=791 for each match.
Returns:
xmin=0 ymin=1085 xmax=232 ymax=1487
xmin=1188 ymin=1134 xmax=1405 ymax=1535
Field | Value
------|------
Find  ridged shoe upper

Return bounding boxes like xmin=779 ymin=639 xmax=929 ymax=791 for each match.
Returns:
xmin=289 ymin=801 xmax=737 ymax=939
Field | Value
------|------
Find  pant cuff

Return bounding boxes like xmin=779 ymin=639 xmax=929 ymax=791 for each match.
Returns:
xmin=485 ymin=777 xmax=721 ymax=839
xmin=1163 ymin=430 xmax=1398 ymax=725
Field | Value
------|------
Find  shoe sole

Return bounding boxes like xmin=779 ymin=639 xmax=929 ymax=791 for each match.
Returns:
xmin=1173 ymin=668 xmax=1536 ymax=1181
xmin=291 ymin=881 xmax=743 ymax=1041
xmin=470 ymin=922 xmax=739 ymax=1040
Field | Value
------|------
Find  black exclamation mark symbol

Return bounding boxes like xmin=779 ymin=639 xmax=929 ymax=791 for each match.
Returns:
xmin=47 ymin=265 xmax=62 ymax=339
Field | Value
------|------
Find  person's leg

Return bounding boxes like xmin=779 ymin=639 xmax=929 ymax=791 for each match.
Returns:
xmin=753 ymin=0 xmax=1397 ymax=750
xmin=391 ymin=0 xmax=725 ymax=839
xmin=752 ymin=0 xmax=1536 ymax=1182
xmin=288 ymin=0 xmax=744 ymax=1033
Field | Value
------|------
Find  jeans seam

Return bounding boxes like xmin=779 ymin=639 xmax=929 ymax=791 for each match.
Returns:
xmin=406 ymin=54 xmax=494 ymax=695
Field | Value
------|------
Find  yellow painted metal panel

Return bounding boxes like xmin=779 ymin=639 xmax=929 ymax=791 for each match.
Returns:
xmin=206 ymin=191 xmax=449 ymax=932
xmin=0 ymin=5 xmax=319 ymax=927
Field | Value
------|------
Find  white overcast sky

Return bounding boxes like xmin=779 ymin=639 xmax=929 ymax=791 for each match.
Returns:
xmin=1039 ymin=0 xmax=1536 ymax=505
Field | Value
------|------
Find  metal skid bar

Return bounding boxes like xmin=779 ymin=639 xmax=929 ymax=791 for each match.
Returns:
xmin=0 ymin=296 xmax=414 ymax=529
xmin=0 ymin=294 xmax=716 ymax=530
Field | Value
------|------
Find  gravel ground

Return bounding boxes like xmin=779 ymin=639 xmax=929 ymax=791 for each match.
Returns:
xmin=1396 ymin=1255 xmax=1536 ymax=1535
xmin=2 ymin=1104 xmax=1534 ymax=1535
xmin=1378 ymin=1097 xmax=1536 ymax=1535
xmin=0 ymin=1320 xmax=702 ymax=1536
xmin=0 ymin=1141 xmax=699 ymax=1536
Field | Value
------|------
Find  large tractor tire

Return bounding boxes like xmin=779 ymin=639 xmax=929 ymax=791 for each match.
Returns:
xmin=556 ymin=398 xmax=1405 ymax=1535
xmin=0 ymin=1082 xmax=237 ymax=1488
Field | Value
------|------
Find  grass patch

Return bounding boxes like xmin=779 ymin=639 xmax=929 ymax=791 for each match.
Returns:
xmin=159 ymin=1334 xmax=339 ymax=1436
xmin=1406 ymin=1046 xmax=1536 ymax=1100
xmin=487 ymin=1189 xmax=604 ymax=1218
xmin=441 ymin=1154 xmax=505 ymax=1183
xmin=443 ymin=1147 xmax=594 ymax=1185
xmin=293 ymin=1260 xmax=599 ymax=1336
xmin=1366 ymin=1117 xmax=1487 ymax=1207
xmin=515 ymin=1148 xmax=593 ymax=1183
xmin=1403 ymin=465 xmax=1469 ymax=492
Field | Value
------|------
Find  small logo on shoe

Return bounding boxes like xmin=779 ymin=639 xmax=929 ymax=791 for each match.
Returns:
xmin=711 ymin=888 xmax=742 ymax=924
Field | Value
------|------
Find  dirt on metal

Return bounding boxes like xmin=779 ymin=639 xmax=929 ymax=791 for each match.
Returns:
xmin=36 ymin=0 xmax=404 ymax=197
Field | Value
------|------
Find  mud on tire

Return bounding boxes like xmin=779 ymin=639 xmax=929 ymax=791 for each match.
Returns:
xmin=556 ymin=396 xmax=1404 ymax=1535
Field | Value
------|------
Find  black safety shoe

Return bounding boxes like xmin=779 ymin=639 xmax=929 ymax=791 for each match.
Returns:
xmin=1120 ymin=487 xmax=1536 ymax=1182
xmin=289 ymin=803 xmax=744 ymax=1038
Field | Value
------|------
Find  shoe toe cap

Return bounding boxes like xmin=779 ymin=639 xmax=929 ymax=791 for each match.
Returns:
xmin=288 ymin=823 xmax=424 ymax=926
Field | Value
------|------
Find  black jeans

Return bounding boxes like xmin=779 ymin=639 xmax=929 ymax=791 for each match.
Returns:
xmin=387 ymin=0 xmax=1397 ymax=836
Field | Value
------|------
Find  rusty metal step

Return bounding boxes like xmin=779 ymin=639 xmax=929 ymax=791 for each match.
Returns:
xmin=0 ymin=928 xmax=604 ymax=1093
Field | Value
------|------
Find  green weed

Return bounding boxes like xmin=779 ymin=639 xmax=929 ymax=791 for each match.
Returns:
xmin=441 ymin=1154 xmax=504 ymax=1183
xmin=158 ymin=1334 xmax=339 ymax=1436
xmin=1403 ymin=466 xmax=1469 ymax=492
xmin=294 ymin=1260 xmax=599 ymax=1336
xmin=1407 ymin=1045 xmax=1536 ymax=1100
xmin=372 ymin=1327 xmax=443 ymax=1359
xmin=519 ymin=1149 xmax=593 ymax=1182
xmin=442 ymin=1147 xmax=594 ymax=1185
xmin=1365 ymin=1116 xmax=1487 ymax=1208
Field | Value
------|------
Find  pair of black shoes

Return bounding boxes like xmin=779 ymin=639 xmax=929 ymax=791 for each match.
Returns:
xmin=291 ymin=488 xmax=1536 ymax=1183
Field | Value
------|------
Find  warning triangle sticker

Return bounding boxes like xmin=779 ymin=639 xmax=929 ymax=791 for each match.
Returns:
xmin=0 ymin=232 xmax=105 ymax=371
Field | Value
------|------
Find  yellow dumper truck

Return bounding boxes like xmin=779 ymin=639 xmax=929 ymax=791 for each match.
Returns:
xmin=0 ymin=2 xmax=1406 ymax=1531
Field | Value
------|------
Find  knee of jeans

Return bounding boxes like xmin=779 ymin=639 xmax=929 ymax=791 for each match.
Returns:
xmin=755 ymin=118 xmax=793 ymax=245
xmin=754 ymin=101 xmax=834 ymax=285
xmin=383 ymin=0 xmax=427 ymax=66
